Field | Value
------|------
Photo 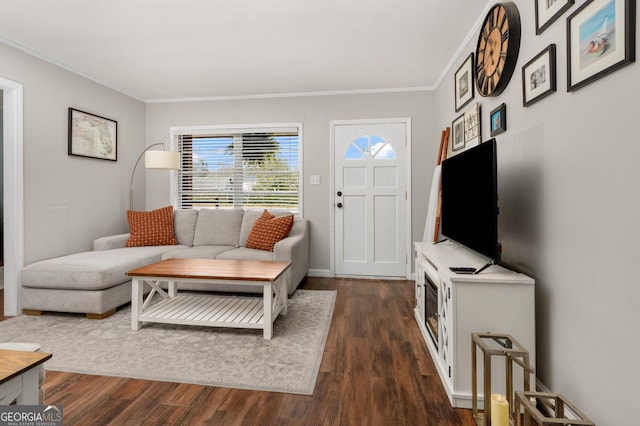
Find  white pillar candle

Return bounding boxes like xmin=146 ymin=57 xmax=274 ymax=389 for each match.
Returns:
xmin=491 ymin=393 xmax=509 ymax=426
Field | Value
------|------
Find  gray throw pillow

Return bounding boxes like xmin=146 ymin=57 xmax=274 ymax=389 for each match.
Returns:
xmin=173 ymin=209 xmax=199 ymax=247
xmin=193 ymin=208 xmax=244 ymax=247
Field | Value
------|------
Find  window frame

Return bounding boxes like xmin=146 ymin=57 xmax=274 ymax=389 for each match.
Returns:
xmin=169 ymin=123 xmax=303 ymax=215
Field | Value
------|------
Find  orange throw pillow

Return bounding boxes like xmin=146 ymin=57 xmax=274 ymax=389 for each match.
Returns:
xmin=127 ymin=206 xmax=177 ymax=247
xmin=245 ymin=210 xmax=294 ymax=251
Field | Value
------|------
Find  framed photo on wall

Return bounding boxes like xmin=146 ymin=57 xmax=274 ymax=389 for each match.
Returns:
xmin=535 ymin=0 xmax=575 ymax=34
xmin=451 ymin=114 xmax=465 ymax=151
xmin=454 ymin=53 xmax=475 ymax=112
xmin=463 ymin=102 xmax=481 ymax=147
xmin=490 ymin=103 xmax=507 ymax=136
xmin=522 ymin=44 xmax=557 ymax=106
xmin=68 ymin=108 xmax=117 ymax=161
xmin=567 ymin=0 xmax=636 ymax=92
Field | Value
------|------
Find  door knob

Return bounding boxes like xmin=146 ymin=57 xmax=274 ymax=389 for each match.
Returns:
xmin=337 ymin=202 xmax=343 ymax=208
xmin=337 ymin=191 xmax=342 ymax=196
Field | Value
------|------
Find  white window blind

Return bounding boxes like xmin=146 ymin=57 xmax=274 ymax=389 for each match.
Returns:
xmin=175 ymin=125 xmax=301 ymax=213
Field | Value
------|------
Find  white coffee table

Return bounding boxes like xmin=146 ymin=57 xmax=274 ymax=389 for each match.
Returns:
xmin=126 ymin=258 xmax=291 ymax=339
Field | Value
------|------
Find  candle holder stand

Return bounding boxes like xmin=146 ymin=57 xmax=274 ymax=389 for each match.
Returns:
xmin=513 ymin=391 xmax=594 ymax=426
xmin=471 ymin=332 xmax=534 ymax=426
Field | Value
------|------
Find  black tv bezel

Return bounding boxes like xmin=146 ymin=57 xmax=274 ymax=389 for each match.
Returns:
xmin=440 ymin=138 xmax=500 ymax=262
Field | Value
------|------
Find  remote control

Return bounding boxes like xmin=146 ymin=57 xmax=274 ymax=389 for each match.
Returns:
xmin=449 ymin=267 xmax=476 ymax=274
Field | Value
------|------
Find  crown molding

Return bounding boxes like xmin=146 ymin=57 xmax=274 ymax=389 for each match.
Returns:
xmin=145 ymin=86 xmax=432 ymax=104
xmin=432 ymin=0 xmax=497 ymax=89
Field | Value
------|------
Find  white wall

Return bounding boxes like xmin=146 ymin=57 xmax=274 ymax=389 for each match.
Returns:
xmin=432 ymin=1 xmax=639 ymax=424
xmin=0 ymin=42 xmax=146 ymax=264
xmin=145 ymin=91 xmax=436 ymax=275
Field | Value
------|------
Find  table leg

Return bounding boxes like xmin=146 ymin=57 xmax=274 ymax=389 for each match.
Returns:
xmin=263 ymin=281 xmax=273 ymax=339
xmin=279 ymin=276 xmax=288 ymax=315
xmin=168 ymin=280 xmax=177 ymax=297
xmin=15 ymin=368 xmax=39 ymax=405
xmin=131 ymin=278 xmax=142 ymax=330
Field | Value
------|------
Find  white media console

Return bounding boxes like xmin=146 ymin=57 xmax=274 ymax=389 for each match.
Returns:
xmin=414 ymin=241 xmax=535 ymax=408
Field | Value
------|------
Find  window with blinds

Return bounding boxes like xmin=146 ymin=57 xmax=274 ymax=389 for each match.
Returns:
xmin=173 ymin=124 xmax=301 ymax=213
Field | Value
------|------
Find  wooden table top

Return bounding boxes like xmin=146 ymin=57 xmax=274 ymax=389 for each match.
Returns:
xmin=0 ymin=349 xmax=52 ymax=385
xmin=127 ymin=258 xmax=292 ymax=282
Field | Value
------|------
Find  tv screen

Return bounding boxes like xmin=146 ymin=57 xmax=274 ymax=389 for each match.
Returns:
xmin=441 ymin=139 xmax=499 ymax=261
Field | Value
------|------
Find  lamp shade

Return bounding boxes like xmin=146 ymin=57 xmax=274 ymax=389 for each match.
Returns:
xmin=144 ymin=150 xmax=180 ymax=170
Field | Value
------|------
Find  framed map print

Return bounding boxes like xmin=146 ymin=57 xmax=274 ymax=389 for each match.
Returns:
xmin=68 ymin=108 xmax=117 ymax=161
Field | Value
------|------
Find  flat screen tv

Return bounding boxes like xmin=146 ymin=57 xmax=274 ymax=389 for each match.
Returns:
xmin=440 ymin=138 xmax=500 ymax=261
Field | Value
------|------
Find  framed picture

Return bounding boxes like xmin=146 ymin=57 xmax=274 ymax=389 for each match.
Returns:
xmin=68 ymin=108 xmax=117 ymax=161
xmin=535 ymin=0 xmax=574 ymax=34
xmin=522 ymin=44 xmax=557 ymax=106
xmin=463 ymin=103 xmax=482 ymax=147
xmin=490 ymin=103 xmax=507 ymax=136
xmin=451 ymin=114 xmax=466 ymax=151
xmin=454 ymin=53 xmax=475 ymax=112
xmin=567 ymin=0 xmax=636 ymax=92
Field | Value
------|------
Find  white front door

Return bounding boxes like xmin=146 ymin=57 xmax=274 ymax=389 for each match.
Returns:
xmin=332 ymin=120 xmax=409 ymax=277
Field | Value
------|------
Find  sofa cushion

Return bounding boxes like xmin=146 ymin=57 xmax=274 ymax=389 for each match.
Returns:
xmin=21 ymin=245 xmax=181 ymax=291
xmin=174 ymin=209 xmax=199 ymax=247
xmin=193 ymin=208 xmax=244 ymax=247
xmin=245 ymin=210 xmax=294 ymax=251
xmin=127 ymin=206 xmax=177 ymax=247
xmin=216 ymin=247 xmax=275 ymax=262
xmin=239 ymin=208 xmax=293 ymax=247
xmin=161 ymin=245 xmax=234 ymax=260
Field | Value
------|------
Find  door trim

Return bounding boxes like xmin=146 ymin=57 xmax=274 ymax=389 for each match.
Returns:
xmin=0 ymin=77 xmax=24 ymax=316
xmin=329 ymin=118 xmax=412 ymax=279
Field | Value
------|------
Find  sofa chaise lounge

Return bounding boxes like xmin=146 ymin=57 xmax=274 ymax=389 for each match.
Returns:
xmin=20 ymin=208 xmax=309 ymax=318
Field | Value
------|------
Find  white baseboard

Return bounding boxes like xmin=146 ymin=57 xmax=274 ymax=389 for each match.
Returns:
xmin=307 ymin=269 xmax=332 ymax=278
xmin=536 ymin=378 xmax=550 ymax=392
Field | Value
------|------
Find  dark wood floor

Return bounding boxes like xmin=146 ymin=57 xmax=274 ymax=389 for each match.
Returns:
xmin=0 ymin=278 xmax=474 ymax=425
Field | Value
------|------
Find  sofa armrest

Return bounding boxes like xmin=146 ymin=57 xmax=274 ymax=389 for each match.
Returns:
xmin=273 ymin=218 xmax=309 ymax=292
xmin=94 ymin=233 xmax=130 ymax=251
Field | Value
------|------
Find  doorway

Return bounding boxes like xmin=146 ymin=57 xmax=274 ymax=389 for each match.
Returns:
xmin=0 ymin=89 xmax=3 ymax=289
xmin=0 ymin=78 xmax=23 ymax=316
xmin=331 ymin=119 xmax=411 ymax=278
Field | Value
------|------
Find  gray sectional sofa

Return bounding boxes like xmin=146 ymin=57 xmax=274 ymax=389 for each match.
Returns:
xmin=21 ymin=208 xmax=309 ymax=318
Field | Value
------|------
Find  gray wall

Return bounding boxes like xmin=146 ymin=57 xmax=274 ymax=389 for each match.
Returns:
xmin=432 ymin=0 xmax=639 ymax=424
xmin=2 ymin=0 xmax=637 ymax=421
xmin=0 ymin=42 xmax=146 ymax=264
xmin=146 ymin=92 xmax=436 ymax=274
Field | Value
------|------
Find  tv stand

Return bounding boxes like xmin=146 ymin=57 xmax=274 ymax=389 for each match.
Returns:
xmin=414 ymin=241 xmax=535 ymax=409
xmin=473 ymin=261 xmax=493 ymax=274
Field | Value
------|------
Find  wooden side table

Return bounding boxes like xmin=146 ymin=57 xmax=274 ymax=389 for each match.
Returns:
xmin=0 ymin=349 xmax=52 ymax=405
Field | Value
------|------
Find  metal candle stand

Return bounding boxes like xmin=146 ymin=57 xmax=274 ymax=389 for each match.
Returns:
xmin=513 ymin=391 xmax=595 ymax=426
xmin=471 ymin=332 xmax=534 ymax=425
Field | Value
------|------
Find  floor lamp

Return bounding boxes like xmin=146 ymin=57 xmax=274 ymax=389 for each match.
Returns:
xmin=129 ymin=143 xmax=180 ymax=210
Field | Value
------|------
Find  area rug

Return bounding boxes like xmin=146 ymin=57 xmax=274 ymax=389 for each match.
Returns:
xmin=0 ymin=290 xmax=336 ymax=395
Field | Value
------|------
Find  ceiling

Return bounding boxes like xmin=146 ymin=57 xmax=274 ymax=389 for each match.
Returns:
xmin=0 ymin=0 xmax=491 ymax=102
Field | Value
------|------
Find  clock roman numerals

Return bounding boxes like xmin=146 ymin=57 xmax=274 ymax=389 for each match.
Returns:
xmin=475 ymin=3 xmax=521 ymax=97
xmin=484 ymin=75 xmax=494 ymax=94
xmin=502 ymin=29 xmax=510 ymax=43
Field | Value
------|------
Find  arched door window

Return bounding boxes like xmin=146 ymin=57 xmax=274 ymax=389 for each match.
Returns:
xmin=345 ymin=134 xmax=396 ymax=160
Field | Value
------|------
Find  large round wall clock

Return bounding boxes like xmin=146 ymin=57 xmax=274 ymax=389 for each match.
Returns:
xmin=475 ymin=2 xmax=521 ymax=97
